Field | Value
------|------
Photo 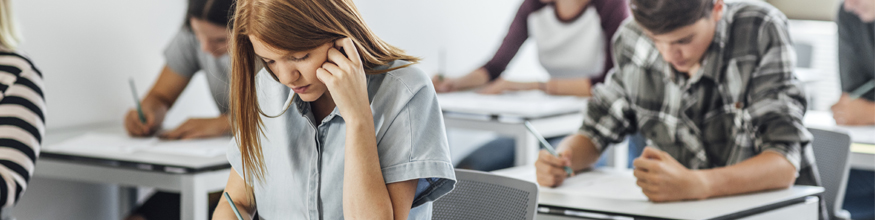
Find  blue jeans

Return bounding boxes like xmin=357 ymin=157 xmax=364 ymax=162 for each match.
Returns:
xmin=456 ymin=133 xmax=647 ymax=171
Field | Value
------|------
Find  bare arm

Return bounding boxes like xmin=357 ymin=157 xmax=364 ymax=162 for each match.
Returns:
xmin=145 ymin=65 xmax=192 ymax=109
xmin=342 ymin=117 xmax=418 ymax=219
xmin=212 ymin=169 xmax=254 ymax=220
xmin=559 ymin=133 xmax=602 ymax=171
xmin=535 ymin=133 xmax=602 ymax=187
xmin=544 ymin=78 xmax=593 ymax=96
xmin=432 ymin=67 xmax=491 ymax=93
xmin=318 ymin=38 xmax=418 ymax=219
xmin=633 ymin=148 xmax=796 ymax=202
xmin=124 ymin=65 xmax=192 ymax=136
xmin=697 ymin=151 xmax=797 ymax=198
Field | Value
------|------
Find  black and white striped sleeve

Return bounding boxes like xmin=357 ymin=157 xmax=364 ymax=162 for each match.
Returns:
xmin=0 ymin=51 xmax=44 ymax=208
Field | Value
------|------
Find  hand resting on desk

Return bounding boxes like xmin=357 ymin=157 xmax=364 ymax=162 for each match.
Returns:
xmin=632 ymin=147 xmax=709 ymax=202
xmin=159 ymin=115 xmax=232 ymax=140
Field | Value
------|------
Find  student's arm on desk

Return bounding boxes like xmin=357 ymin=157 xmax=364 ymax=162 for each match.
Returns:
xmin=535 ymin=133 xmax=602 ymax=187
xmin=831 ymin=93 xmax=875 ymax=125
xmin=633 ymin=147 xmax=796 ymax=202
xmin=478 ymin=78 xmax=595 ymax=96
xmin=213 ymin=169 xmax=254 ymax=220
xmin=544 ymin=78 xmax=593 ymax=96
xmin=125 ymin=65 xmax=233 ymax=139
xmin=125 ymin=65 xmax=191 ymax=136
xmin=432 ymin=67 xmax=490 ymax=93
xmin=626 ymin=15 xmax=809 ymax=202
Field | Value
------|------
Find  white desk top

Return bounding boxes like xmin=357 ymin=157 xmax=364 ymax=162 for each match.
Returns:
xmin=437 ymin=91 xmax=587 ymax=119
xmin=804 ymin=110 xmax=875 ymax=144
xmin=42 ymin=122 xmax=230 ymax=172
xmin=492 ymin=166 xmax=823 ymax=220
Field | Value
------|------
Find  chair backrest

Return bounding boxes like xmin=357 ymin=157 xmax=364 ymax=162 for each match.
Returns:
xmin=432 ymin=169 xmax=538 ymax=220
xmin=808 ymin=127 xmax=852 ymax=219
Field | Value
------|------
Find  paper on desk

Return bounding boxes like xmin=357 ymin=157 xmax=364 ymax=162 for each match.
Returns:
xmin=47 ymin=133 xmax=229 ymax=157
xmin=507 ymin=167 xmax=649 ymax=201
xmin=543 ymin=171 xmax=649 ymax=201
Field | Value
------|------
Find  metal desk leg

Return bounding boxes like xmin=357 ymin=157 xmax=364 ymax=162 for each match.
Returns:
xmin=181 ymin=169 xmax=231 ymax=220
xmin=514 ymin=126 xmax=539 ymax=167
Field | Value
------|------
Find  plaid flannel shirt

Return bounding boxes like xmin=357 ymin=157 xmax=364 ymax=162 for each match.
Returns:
xmin=579 ymin=1 xmax=818 ymax=186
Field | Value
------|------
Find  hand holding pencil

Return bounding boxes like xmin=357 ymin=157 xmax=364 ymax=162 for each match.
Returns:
xmin=124 ymin=79 xmax=168 ymax=137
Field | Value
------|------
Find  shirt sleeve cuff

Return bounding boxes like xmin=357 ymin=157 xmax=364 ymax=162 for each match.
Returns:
xmin=761 ymin=142 xmax=803 ymax=172
xmin=381 ymin=160 xmax=457 ymax=207
xmin=576 ymin=128 xmax=607 ymax=153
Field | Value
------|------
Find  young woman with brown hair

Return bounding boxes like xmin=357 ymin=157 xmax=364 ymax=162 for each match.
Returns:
xmin=213 ymin=0 xmax=456 ymax=219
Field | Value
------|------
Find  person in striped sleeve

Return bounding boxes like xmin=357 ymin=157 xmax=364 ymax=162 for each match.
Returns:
xmin=0 ymin=0 xmax=45 ymax=218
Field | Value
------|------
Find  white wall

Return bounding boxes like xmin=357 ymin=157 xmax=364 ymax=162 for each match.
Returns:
xmin=354 ymin=0 xmax=548 ymax=162
xmin=16 ymin=0 xmax=219 ymax=130
xmin=13 ymin=0 xmax=218 ymax=219
xmin=354 ymin=0 xmax=548 ymax=82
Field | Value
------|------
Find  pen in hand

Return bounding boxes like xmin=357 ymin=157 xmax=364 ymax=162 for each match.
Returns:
xmin=525 ymin=121 xmax=574 ymax=177
xmin=128 ymin=78 xmax=146 ymax=123
xmin=849 ymin=80 xmax=875 ymax=100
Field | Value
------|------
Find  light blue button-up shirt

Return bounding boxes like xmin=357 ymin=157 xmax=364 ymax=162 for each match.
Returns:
xmin=227 ymin=60 xmax=456 ymax=219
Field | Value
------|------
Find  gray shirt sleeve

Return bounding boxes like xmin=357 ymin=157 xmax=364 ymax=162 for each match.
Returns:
xmin=163 ymin=29 xmax=202 ymax=78
xmin=375 ymin=72 xmax=456 ymax=207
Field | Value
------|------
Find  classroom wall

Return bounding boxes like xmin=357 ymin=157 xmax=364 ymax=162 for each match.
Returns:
xmin=12 ymin=0 xmax=215 ymax=219
xmin=354 ymin=0 xmax=547 ymax=162
xmin=16 ymin=0 xmax=219 ymax=131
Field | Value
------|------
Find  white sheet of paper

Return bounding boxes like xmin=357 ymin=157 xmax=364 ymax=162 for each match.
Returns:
xmin=502 ymin=167 xmax=649 ymax=201
xmin=46 ymin=133 xmax=228 ymax=157
xmin=144 ymin=138 xmax=230 ymax=157
xmin=541 ymin=171 xmax=649 ymax=201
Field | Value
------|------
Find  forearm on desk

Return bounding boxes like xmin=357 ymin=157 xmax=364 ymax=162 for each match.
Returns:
xmin=544 ymin=78 xmax=592 ymax=97
xmin=453 ymin=68 xmax=491 ymax=91
xmin=696 ymin=151 xmax=797 ymax=199
xmin=560 ymin=133 xmax=604 ymax=172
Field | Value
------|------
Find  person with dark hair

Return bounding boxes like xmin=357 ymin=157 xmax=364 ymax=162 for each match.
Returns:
xmin=123 ymin=0 xmax=235 ymax=219
xmin=535 ymin=0 xmax=825 ymax=217
xmin=435 ymin=0 xmax=633 ymax=172
xmin=833 ymin=0 xmax=874 ymax=126
xmin=833 ymin=0 xmax=875 ymax=219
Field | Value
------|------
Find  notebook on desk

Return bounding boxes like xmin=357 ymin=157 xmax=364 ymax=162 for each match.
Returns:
xmin=45 ymin=133 xmax=229 ymax=158
xmin=492 ymin=166 xmax=823 ymax=220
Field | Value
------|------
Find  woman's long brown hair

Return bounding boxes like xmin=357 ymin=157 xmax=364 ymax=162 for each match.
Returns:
xmin=229 ymin=0 xmax=419 ymax=202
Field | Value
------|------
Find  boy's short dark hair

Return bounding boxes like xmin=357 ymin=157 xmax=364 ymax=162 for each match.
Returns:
xmin=630 ymin=0 xmax=715 ymax=34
